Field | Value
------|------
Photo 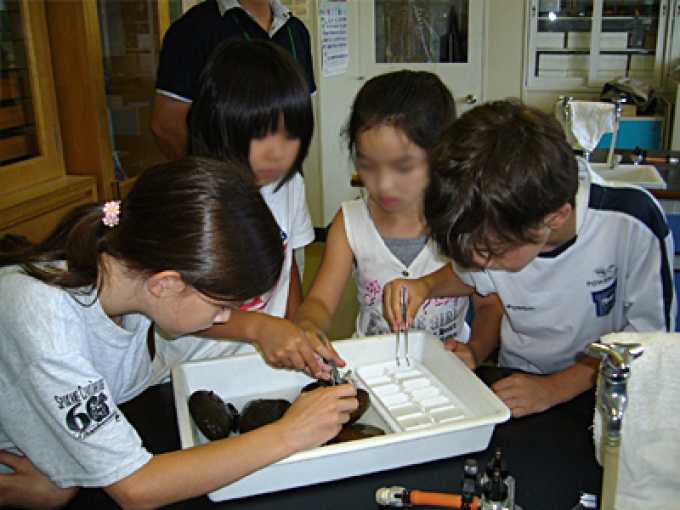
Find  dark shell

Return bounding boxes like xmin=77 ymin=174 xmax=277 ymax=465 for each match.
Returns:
xmin=301 ymin=380 xmax=329 ymax=392
xmin=239 ymin=398 xmax=291 ymax=433
xmin=348 ymin=388 xmax=370 ymax=425
xmin=188 ymin=390 xmax=237 ymax=441
xmin=328 ymin=423 xmax=386 ymax=444
xmin=301 ymin=381 xmax=370 ymax=425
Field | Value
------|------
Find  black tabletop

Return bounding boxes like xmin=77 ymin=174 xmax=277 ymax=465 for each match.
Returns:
xmin=65 ymin=367 xmax=602 ymax=510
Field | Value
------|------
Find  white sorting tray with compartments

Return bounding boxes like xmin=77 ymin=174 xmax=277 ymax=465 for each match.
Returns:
xmin=172 ymin=331 xmax=510 ymax=502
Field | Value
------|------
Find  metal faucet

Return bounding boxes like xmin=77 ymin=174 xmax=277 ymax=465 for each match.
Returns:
xmin=585 ymin=341 xmax=643 ymax=510
xmin=585 ymin=341 xmax=644 ymax=445
xmin=606 ymin=98 xmax=625 ymax=169
xmin=558 ymin=95 xmax=573 ymax=124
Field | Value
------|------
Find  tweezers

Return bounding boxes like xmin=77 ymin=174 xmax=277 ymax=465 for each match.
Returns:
xmin=396 ymin=285 xmax=410 ymax=366
xmin=316 ymin=332 xmax=343 ymax=385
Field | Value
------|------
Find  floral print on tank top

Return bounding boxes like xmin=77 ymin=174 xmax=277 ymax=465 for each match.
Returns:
xmin=360 ymin=277 xmax=464 ymax=341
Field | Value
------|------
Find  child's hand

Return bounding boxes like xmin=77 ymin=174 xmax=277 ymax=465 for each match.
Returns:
xmin=275 ymin=384 xmax=358 ymax=452
xmin=444 ymin=339 xmax=477 ymax=370
xmin=491 ymin=374 xmax=558 ymax=418
xmin=298 ymin=324 xmax=346 ymax=381
xmin=0 ymin=450 xmax=78 ymax=509
xmin=254 ymin=316 xmax=344 ymax=378
xmin=383 ymin=278 xmax=429 ymax=332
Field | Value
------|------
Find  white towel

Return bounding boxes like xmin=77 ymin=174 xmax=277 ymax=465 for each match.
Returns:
xmin=593 ymin=332 xmax=680 ymax=510
xmin=569 ymin=101 xmax=616 ymax=153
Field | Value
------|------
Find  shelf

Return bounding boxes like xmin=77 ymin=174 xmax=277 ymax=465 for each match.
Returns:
xmin=538 ymin=16 xmax=660 ymax=21
xmin=536 ymin=49 xmax=656 ymax=55
xmin=0 ymin=175 xmax=97 ymax=242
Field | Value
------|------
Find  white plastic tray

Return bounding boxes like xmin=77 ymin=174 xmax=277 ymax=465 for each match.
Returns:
xmin=171 ymin=331 xmax=510 ymax=502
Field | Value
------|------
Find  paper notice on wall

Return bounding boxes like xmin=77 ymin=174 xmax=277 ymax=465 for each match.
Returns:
xmin=320 ymin=1 xmax=349 ymax=77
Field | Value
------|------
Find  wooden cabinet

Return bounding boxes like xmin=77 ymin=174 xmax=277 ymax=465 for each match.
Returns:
xmin=45 ymin=0 xmax=172 ymax=201
xmin=0 ymin=0 xmax=96 ymax=241
xmin=0 ymin=0 xmax=175 ymax=241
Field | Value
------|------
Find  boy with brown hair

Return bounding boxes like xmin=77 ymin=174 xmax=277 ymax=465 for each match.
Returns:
xmin=384 ymin=99 xmax=675 ymax=418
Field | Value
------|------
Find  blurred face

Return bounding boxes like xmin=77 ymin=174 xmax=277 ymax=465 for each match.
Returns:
xmin=471 ymin=225 xmax=552 ymax=272
xmin=249 ymin=116 xmax=301 ymax=187
xmin=153 ymin=287 xmax=241 ymax=338
xmin=355 ymin=125 xmax=429 ymax=213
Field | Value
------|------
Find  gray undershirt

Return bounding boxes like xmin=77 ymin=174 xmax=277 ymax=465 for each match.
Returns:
xmin=382 ymin=235 xmax=428 ymax=267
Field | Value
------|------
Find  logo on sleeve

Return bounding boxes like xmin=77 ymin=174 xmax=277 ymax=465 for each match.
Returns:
xmin=591 ymin=280 xmax=617 ymax=317
xmin=53 ymin=379 xmax=120 ymax=440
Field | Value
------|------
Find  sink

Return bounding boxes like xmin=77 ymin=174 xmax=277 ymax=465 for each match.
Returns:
xmin=590 ymin=163 xmax=667 ymax=190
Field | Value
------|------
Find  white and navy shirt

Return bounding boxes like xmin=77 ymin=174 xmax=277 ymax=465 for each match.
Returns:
xmin=456 ymin=160 xmax=676 ymax=374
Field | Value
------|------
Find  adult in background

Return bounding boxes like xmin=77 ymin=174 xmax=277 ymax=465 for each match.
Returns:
xmin=151 ymin=0 xmax=316 ymax=160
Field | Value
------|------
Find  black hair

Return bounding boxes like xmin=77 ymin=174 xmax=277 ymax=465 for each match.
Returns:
xmin=426 ymin=99 xmax=579 ymax=268
xmin=343 ymin=70 xmax=456 ymax=156
xmin=0 ymin=157 xmax=284 ymax=302
xmin=188 ymin=39 xmax=313 ymax=190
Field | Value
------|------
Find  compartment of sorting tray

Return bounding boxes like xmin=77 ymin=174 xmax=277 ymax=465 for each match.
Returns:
xmin=356 ymin=359 xmax=471 ymax=433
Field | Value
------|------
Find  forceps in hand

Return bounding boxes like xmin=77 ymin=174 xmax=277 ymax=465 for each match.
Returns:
xmin=316 ymin=332 xmax=343 ymax=385
xmin=396 ymin=285 xmax=410 ymax=366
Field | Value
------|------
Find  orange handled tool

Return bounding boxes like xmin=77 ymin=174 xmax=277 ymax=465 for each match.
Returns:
xmin=375 ymin=486 xmax=479 ymax=509
xmin=410 ymin=490 xmax=479 ymax=509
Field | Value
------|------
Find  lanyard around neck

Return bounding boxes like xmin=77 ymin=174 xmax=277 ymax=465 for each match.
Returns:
xmin=231 ymin=12 xmax=297 ymax=61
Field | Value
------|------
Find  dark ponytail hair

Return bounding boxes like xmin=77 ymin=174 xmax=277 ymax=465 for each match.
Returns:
xmin=0 ymin=157 xmax=284 ymax=301
xmin=188 ymin=39 xmax=313 ymax=191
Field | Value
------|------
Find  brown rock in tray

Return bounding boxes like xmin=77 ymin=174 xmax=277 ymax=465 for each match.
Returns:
xmin=239 ymin=398 xmax=291 ymax=433
xmin=301 ymin=380 xmax=370 ymax=425
xmin=328 ymin=423 xmax=386 ymax=444
xmin=188 ymin=390 xmax=237 ymax=441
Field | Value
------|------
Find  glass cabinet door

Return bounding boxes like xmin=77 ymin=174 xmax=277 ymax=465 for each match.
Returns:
xmin=360 ymin=0 xmax=483 ymax=114
xmin=97 ymin=0 xmax=172 ymax=189
xmin=1 ymin=0 xmax=64 ymax=193
xmin=526 ymin=0 xmax=670 ymax=90
xmin=374 ymin=0 xmax=469 ymax=64
xmin=0 ymin=2 xmax=38 ymax=164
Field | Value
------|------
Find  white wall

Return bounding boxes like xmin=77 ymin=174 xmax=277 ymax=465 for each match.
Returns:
xmin=485 ymin=0 xmax=524 ymax=102
xmin=306 ymin=0 xmax=366 ymax=227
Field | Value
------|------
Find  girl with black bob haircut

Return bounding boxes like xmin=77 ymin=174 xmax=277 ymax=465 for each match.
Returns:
xmin=188 ymin=38 xmax=313 ymax=191
xmin=0 ymin=157 xmax=357 ymax=509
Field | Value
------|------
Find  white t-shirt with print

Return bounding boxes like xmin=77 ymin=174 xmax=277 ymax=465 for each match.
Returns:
xmin=0 ymin=266 xmax=153 ymax=488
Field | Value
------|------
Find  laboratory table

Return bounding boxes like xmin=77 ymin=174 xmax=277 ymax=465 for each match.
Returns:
xmin=65 ymin=366 xmax=602 ymax=510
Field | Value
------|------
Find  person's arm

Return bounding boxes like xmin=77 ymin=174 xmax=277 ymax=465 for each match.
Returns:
xmin=104 ymin=384 xmax=357 ymax=509
xmin=446 ymin=292 xmax=503 ymax=370
xmin=199 ymin=310 xmax=344 ymax=377
xmin=150 ymin=93 xmax=190 ymax=160
xmin=491 ymin=357 xmax=599 ymax=418
xmin=286 ymin=258 xmax=304 ymax=320
xmin=623 ymin=214 xmax=676 ymax=333
xmin=295 ymin=210 xmax=354 ymax=337
xmin=383 ymin=264 xmax=475 ymax=332
xmin=0 ymin=451 xmax=78 ymax=509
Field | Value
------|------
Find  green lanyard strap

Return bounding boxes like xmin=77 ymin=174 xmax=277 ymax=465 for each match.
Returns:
xmin=231 ymin=13 xmax=297 ymax=62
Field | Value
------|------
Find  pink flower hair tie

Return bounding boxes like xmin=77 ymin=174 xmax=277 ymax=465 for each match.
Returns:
xmin=102 ymin=200 xmax=121 ymax=228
